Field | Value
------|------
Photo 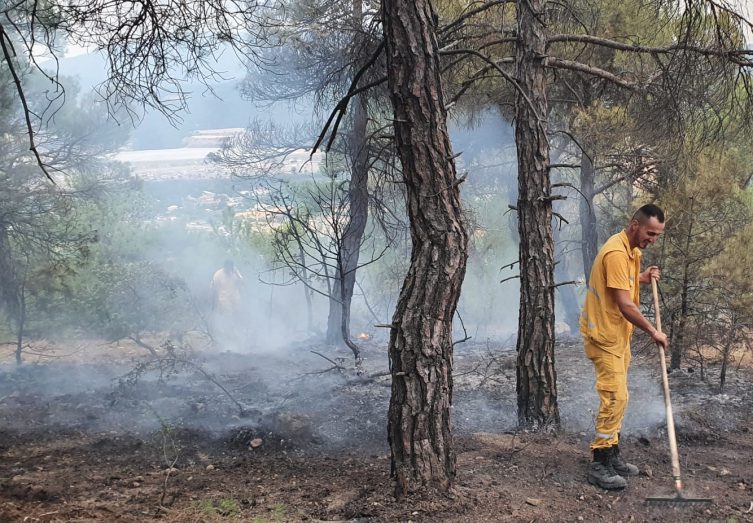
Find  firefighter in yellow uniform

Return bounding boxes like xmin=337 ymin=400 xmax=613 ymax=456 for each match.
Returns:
xmin=580 ymin=204 xmax=669 ymax=490
xmin=211 ymin=259 xmax=245 ymax=350
xmin=212 ymin=259 xmax=244 ymax=315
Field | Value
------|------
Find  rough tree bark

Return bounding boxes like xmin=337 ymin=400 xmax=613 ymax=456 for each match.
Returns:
xmin=514 ymin=0 xmax=560 ymax=429
xmin=383 ymin=0 xmax=469 ymax=496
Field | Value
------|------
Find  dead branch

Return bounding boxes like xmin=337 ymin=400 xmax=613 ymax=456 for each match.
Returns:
xmin=441 ymin=48 xmax=542 ymax=121
xmin=128 ymin=335 xmax=159 ymax=358
xmin=551 ymin=280 xmax=578 ymax=289
xmin=118 ymin=344 xmax=247 ymax=417
xmin=547 ymin=34 xmax=753 ymax=66
xmin=545 ymin=57 xmax=637 ymax=90
xmin=310 ymin=350 xmax=345 ymax=371
xmin=0 ymin=22 xmax=55 ymax=181
xmin=453 ymin=309 xmax=472 ymax=347
xmin=439 ymin=0 xmax=514 ymax=35
xmin=311 ymin=40 xmax=386 ymax=154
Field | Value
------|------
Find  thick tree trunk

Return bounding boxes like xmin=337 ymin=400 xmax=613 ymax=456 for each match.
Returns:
xmin=579 ymin=153 xmax=598 ymax=281
xmin=325 ymin=289 xmax=342 ymax=343
xmin=338 ymin=92 xmax=369 ymax=362
xmin=326 ymin=0 xmax=370 ymax=352
xmin=15 ymin=286 xmax=25 ymax=365
xmin=0 ymin=225 xmax=23 ymax=364
xmin=553 ymin=244 xmax=581 ymax=335
xmin=672 ymin=261 xmax=690 ymax=371
xmin=383 ymin=0 xmax=469 ymax=497
xmin=672 ymin=201 xmax=695 ymax=370
xmin=514 ymin=0 xmax=560 ymax=429
xmin=0 ymin=226 xmax=19 ymax=319
xmin=719 ymin=315 xmax=735 ymax=393
xmin=296 ymin=239 xmax=315 ymax=333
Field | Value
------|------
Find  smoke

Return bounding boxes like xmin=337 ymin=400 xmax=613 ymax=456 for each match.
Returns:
xmin=0 ymin=53 xmax=674 ymax=461
xmin=557 ymin=345 xmax=668 ymax=435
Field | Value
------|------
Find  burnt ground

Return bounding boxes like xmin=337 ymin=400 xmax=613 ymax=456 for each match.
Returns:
xmin=1 ymin=336 xmax=752 ymax=522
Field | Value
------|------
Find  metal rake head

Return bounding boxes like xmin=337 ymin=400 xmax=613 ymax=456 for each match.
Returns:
xmin=646 ymin=492 xmax=713 ymax=508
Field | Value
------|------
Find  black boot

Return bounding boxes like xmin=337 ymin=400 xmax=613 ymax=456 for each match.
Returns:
xmin=588 ymin=447 xmax=627 ymax=490
xmin=611 ymin=444 xmax=639 ymax=477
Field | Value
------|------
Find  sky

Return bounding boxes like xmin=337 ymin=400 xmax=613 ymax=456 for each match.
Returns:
xmin=738 ymin=0 xmax=753 ymax=41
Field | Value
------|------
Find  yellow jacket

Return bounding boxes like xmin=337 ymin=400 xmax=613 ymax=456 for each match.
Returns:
xmin=580 ymin=230 xmax=641 ymax=356
xmin=212 ymin=268 xmax=243 ymax=314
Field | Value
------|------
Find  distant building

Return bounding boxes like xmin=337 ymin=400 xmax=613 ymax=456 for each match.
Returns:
xmin=182 ymin=128 xmax=245 ymax=148
xmin=113 ymin=128 xmax=323 ymax=181
xmin=113 ymin=146 xmax=222 ymax=181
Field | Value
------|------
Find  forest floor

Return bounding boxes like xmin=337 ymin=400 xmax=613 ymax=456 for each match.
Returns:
xmin=1 ymin=334 xmax=752 ymax=522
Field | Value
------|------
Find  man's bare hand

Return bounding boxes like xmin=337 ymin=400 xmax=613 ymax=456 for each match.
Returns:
xmin=639 ymin=265 xmax=660 ymax=284
xmin=651 ymin=329 xmax=668 ymax=350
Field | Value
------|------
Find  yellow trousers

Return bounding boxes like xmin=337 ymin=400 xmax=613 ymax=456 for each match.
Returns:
xmin=585 ymin=338 xmax=631 ymax=450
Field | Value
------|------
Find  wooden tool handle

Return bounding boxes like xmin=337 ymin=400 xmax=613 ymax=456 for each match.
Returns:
xmin=651 ymin=278 xmax=662 ymax=332
xmin=651 ymin=278 xmax=683 ymax=492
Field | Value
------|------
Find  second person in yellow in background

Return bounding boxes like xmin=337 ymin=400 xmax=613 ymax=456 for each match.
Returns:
xmin=211 ymin=259 xmax=245 ymax=350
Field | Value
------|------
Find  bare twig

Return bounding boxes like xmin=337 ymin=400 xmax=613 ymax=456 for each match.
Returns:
xmin=0 ymin=22 xmax=55 ymax=181
xmin=311 ymin=41 xmax=386 ymax=154
xmin=453 ymin=309 xmax=472 ymax=347
xmin=310 ymin=350 xmax=345 ymax=371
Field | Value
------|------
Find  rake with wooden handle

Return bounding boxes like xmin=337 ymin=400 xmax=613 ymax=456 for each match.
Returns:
xmin=645 ymin=278 xmax=712 ymax=507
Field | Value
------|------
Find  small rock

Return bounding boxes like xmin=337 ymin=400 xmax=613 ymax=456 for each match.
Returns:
xmin=719 ymin=468 xmax=730 ymax=477
xmin=525 ymin=497 xmax=542 ymax=506
xmin=577 ymin=517 xmax=584 ymax=522
xmin=250 ymin=438 xmax=263 ymax=449
xmin=206 ymin=464 xmax=215 ymax=471
xmin=132 ymin=481 xmax=141 ymax=487
xmin=644 ymin=466 xmax=653 ymax=478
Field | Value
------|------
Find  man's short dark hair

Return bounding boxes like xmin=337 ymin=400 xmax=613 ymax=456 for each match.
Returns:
xmin=632 ymin=204 xmax=665 ymax=224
